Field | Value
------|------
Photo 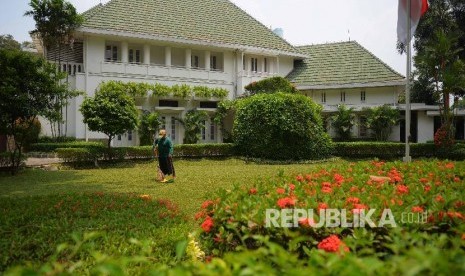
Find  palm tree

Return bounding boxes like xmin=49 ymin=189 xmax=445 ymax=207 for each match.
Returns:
xmin=175 ymin=110 xmax=209 ymax=144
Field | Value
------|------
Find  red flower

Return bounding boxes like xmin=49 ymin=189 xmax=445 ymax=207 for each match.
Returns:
xmin=424 ymin=185 xmax=431 ymax=192
xmin=296 ymin=175 xmax=304 ymax=182
xmin=318 ymin=235 xmax=349 ymax=253
xmin=195 ymin=211 xmax=206 ymax=220
xmin=352 ymin=203 xmax=368 ymax=214
xmin=445 ymin=162 xmax=455 ymax=169
xmin=249 ymin=188 xmax=258 ymax=195
xmin=419 ymin=178 xmax=429 ymax=184
xmin=317 ymin=202 xmax=328 ymax=212
xmin=201 ymin=200 xmax=215 ymax=209
xmin=298 ymin=218 xmax=315 ymax=228
xmin=201 ymin=216 xmax=214 ymax=232
xmin=321 ymin=186 xmax=333 ymax=194
xmin=412 ymin=206 xmax=424 ymax=213
xmin=289 ymin=184 xmax=296 ymax=191
xmin=462 ymin=233 xmax=465 ymax=240
xmin=277 ymin=197 xmax=296 ymax=208
xmin=396 ymin=185 xmax=409 ymax=195
xmin=346 ymin=197 xmax=360 ymax=205
xmin=435 ymin=195 xmax=445 ymax=202
xmin=276 ymin=188 xmax=286 ymax=194
xmin=333 ymin=173 xmax=344 ymax=184
xmin=454 ymin=177 xmax=460 ymax=183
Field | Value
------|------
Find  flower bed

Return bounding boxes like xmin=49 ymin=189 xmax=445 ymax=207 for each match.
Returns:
xmin=197 ymin=160 xmax=465 ymax=263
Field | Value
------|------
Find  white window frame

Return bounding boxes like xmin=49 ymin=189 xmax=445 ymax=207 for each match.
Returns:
xmin=361 ymin=91 xmax=366 ymax=103
xmin=321 ymin=92 xmax=326 ymax=103
xmin=340 ymin=91 xmax=346 ymax=103
xmin=251 ymin=58 xmax=258 ymax=72
xmin=210 ymin=55 xmax=217 ymax=70
xmin=105 ymin=44 xmax=118 ymax=62
xmin=192 ymin=55 xmax=200 ymax=68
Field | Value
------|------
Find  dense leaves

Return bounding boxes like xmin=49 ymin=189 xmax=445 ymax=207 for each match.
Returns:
xmin=175 ymin=110 xmax=209 ymax=144
xmin=363 ymin=105 xmax=400 ymax=141
xmin=330 ymin=105 xmax=356 ymax=141
xmin=80 ymin=81 xmax=139 ymax=148
xmin=244 ymin=76 xmax=298 ymax=95
xmin=233 ymin=93 xmax=333 ymax=160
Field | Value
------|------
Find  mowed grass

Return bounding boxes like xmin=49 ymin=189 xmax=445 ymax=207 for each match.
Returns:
xmin=0 ymin=158 xmax=323 ymax=217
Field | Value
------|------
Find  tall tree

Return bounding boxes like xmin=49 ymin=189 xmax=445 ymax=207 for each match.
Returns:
xmin=0 ymin=49 xmax=65 ymax=174
xmin=25 ymin=0 xmax=83 ymax=138
xmin=408 ymin=0 xmax=465 ymax=145
xmin=0 ymin=35 xmax=21 ymax=50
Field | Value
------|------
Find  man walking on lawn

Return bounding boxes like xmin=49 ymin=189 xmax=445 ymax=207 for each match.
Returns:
xmin=153 ymin=129 xmax=175 ymax=183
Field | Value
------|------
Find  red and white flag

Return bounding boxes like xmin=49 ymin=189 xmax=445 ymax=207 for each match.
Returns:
xmin=397 ymin=0 xmax=429 ymax=45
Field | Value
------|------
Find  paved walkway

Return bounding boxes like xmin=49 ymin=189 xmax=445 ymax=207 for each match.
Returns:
xmin=25 ymin=157 xmax=62 ymax=167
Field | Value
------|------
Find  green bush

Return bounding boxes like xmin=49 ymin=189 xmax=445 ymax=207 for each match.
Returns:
xmin=56 ymin=148 xmax=99 ymax=164
xmin=28 ymin=141 xmax=105 ymax=152
xmin=244 ymin=76 xmax=298 ymax=95
xmin=233 ymin=93 xmax=333 ymax=160
xmin=37 ymin=136 xmax=77 ymax=143
xmin=333 ymin=142 xmax=465 ymax=160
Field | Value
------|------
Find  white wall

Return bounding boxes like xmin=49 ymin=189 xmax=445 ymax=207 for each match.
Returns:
xmin=417 ymin=111 xmax=434 ymax=143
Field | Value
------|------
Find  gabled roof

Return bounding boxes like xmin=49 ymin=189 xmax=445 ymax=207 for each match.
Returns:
xmin=80 ymin=0 xmax=301 ymax=56
xmin=287 ymin=41 xmax=405 ymax=89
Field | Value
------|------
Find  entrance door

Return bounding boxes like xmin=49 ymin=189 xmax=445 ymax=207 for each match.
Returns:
xmin=400 ymin=111 xmax=418 ymax=143
xmin=160 ymin=116 xmax=179 ymax=144
xmin=201 ymin=119 xmax=217 ymax=143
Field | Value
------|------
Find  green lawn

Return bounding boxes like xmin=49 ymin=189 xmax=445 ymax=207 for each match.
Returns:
xmin=0 ymin=158 xmax=320 ymax=217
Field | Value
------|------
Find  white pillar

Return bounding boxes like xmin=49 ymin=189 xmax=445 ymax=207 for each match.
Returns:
xmin=205 ymin=50 xmax=211 ymax=71
xmin=121 ymin=41 xmax=128 ymax=63
xmin=261 ymin=57 xmax=265 ymax=73
xmin=165 ymin=46 xmax=171 ymax=66
xmin=185 ymin=48 xmax=192 ymax=69
xmin=143 ymin=44 xmax=150 ymax=65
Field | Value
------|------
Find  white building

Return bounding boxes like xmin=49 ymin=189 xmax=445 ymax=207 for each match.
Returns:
xmin=38 ymin=0 xmax=464 ymax=145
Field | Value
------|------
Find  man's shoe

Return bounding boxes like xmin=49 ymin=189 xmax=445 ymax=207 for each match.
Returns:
xmin=161 ymin=178 xmax=168 ymax=183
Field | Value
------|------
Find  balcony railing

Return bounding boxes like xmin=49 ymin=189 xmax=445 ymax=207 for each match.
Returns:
xmin=100 ymin=62 xmax=229 ymax=82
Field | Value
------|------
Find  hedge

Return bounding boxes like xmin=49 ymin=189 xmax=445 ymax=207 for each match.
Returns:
xmin=28 ymin=141 xmax=105 ymax=152
xmin=334 ymin=142 xmax=465 ymax=160
xmin=57 ymin=143 xmax=236 ymax=164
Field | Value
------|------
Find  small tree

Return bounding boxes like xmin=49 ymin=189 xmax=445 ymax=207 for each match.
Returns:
xmin=0 ymin=34 xmax=21 ymax=50
xmin=176 ymin=110 xmax=209 ymax=144
xmin=139 ymin=111 xmax=161 ymax=146
xmin=80 ymin=82 xmax=139 ymax=149
xmin=330 ymin=105 xmax=356 ymax=141
xmin=0 ymin=49 xmax=64 ymax=174
xmin=363 ymin=105 xmax=400 ymax=141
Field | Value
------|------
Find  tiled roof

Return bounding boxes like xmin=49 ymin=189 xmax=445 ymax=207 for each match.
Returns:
xmin=80 ymin=0 xmax=300 ymax=55
xmin=287 ymin=41 xmax=405 ymax=88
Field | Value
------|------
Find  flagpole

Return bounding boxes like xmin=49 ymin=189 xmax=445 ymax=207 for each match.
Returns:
xmin=403 ymin=0 xmax=412 ymax=163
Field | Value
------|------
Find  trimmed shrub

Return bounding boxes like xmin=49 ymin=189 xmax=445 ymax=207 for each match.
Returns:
xmin=28 ymin=141 xmax=105 ymax=152
xmin=244 ymin=76 xmax=298 ymax=95
xmin=233 ymin=93 xmax=333 ymax=160
xmin=37 ymin=136 xmax=77 ymax=143
xmin=56 ymin=148 xmax=99 ymax=164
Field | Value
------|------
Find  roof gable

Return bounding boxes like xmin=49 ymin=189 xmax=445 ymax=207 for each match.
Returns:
xmin=287 ymin=41 xmax=405 ymax=88
xmin=81 ymin=0 xmax=299 ymax=55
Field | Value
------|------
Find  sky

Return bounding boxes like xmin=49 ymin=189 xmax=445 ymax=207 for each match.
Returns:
xmin=0 ymin=0 xmax=407 ymax=75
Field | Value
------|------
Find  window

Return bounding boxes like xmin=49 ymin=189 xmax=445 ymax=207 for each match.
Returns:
xmin=129 ymin=49 xmax=141 ymax=63
xmin=251 ymin=58 xmax=258 ymax=72
xmin=117 ymin=134 xmax=122 ymax=141
xmin=340 ymin=91 xmax=346 ymax=102
xmin=161 ymin=116 xmax=166 ymax=130
xmin=73 ymin=65 xmax=76 ymax=75
xmin=192 ymin=55 xmax=199 ymax=68
xmin=210 ymin=56 xmax=217 ymax=70
xmin=200 ymin=101 xmax=218 ymax=108
xmin=321 ymin=92 xmax=326 ymax=103
xmin=68 ymin=64 xmax=71 ymax=75
xmin=361 ymin=91 xmax=366 ymax=103
xmin=243 ymin=57 xmax=246 ymax=70
xmin=264 ymin=58 xmax=268 ymax=72
xmin=159 ymin=100 xmax=179 ymax=107
xmin=171 ymin=117 xmax=176 ymax=140
xmin=128 ymin=130 xmax=133 ymax=141
xmin=201 ymin=120 xmax=206 ymax=140
xmin=359 ymin=117 xmax=367 ymax=137
xmin=62 ymin=64 xmax=66 ymax=72
xmin=105 ymin=45 xmax=118 ymax=61
xmin=210 ymin=121 xmax=215 ymax=141
xmin=78 ymin=65 xmax=81 ymax=73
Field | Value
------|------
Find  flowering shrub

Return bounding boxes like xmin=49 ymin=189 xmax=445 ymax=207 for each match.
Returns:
xmin=197 ymin=160 xmax=465 ymax=262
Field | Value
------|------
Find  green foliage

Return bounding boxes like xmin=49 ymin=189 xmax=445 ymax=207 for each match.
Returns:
xmin=80 ymin=81 xmax=139 ymax=148
xmin=153 ymin=83 xmax=171 ymax=97
xmin=37 ymin=136 xmax=77 ymax=143
xmin=0 ymin=193 xmax=184 ymax=272
xmin=211 ymin=87 xmax=229 ymax=98
xmin=28 ymin=141 xmax=104 ymax=152
xmin=330 ymin=104 xmax=356 ymax=141
xmin=171 ymin=84 xmax=192 ymax=98
xmin=193 ymin=86 xmax=210 ymax=98
xmin=363 ymin=105 xmax=400 ymax=141
xmin=138 ymin=111 xmax=161 ymax=146
xmin=233 ymin=93 xmax=333 ymax=160
xmin=25 ymin=0 xmax=83 ymax=54
xmin=0 ymin=34 xmax=20 ymax=50
xmin=0 ymin=49 xmax=64 ymax=174
xmin=244 ymin=76 xmax=298 ymax=95
xmin=193 ymin=86 xmax=229 ymax=99
xmin=213 ymin=100 xmax=236 ymax=142
xmin=176 ymin=110 xmax=210 ymax=144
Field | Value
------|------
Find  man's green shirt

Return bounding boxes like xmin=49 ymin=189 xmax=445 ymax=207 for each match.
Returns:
xmin=153 ymin=137 xmax=174 ymax=157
